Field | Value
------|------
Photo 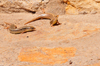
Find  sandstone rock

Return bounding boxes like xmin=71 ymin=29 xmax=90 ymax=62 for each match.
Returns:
xmin=43 ymin=0 xmax=67 ymax=15
xmin=67 ymin=0 xmax=100 ymax=14
xmin=65 ymin=5 xmax=78 ymax=15
xmin=1 ymin=0 xmax=100 ymax=14
xmin=0 ymin=0 xmax=42 ymax=13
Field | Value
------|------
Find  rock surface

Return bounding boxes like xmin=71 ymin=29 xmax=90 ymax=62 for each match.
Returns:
xmin=0 ymin=13 xmax=100 ymax=66
xmin=1 ymin=0 xmax=100 ymax=14
xmin=0 ymin=0 xmax=42 ymax=13
xmin=66 ymin=0 xmax=100 ymax=14
xmin=0 ymin=0 xmax=67 ymax=14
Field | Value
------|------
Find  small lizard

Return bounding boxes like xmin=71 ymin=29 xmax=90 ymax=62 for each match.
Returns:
xmin=24 ymin=13 xmax=61 ymax=26
xmin=2 ymin=22 xmax=36 ymax=34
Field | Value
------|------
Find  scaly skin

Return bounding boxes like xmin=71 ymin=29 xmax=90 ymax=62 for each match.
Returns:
xmin=24 ymin=13 xmax=61 ymax=26
xmin=5 ymin=22 xmax=35 ymax=34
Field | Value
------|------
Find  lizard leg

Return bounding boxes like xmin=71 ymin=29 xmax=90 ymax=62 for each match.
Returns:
xmin=57 ymin=21 xmax=61 ymax=25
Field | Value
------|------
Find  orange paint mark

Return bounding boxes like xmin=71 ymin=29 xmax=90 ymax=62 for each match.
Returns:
xmin=18 ymin=47 xmax=76 ymax=65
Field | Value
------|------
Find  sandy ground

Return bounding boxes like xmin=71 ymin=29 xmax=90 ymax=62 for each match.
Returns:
xmin=0 ymin=13 xmax=100 ymax=66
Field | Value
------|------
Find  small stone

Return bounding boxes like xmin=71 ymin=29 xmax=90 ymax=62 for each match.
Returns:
xmin=26 ymin=36 xmax=29 ymax=38
xmin=69 ymin=60 xmax=73 ymax=64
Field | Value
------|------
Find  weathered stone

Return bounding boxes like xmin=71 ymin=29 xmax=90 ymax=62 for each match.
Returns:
xmin=43 ymin=0 xmax=67 ymax=15
xmin=0 ymin=0 xmax=42 ymax=13
xmin=65 ymin=5 xmax=78 ymax=15
xmin=67 ymin=0 xmax=100 ymax=14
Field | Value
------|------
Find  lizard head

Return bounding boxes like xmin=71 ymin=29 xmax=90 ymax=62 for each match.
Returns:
xmin=50 ymin=15 xmax=59 ymax=26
